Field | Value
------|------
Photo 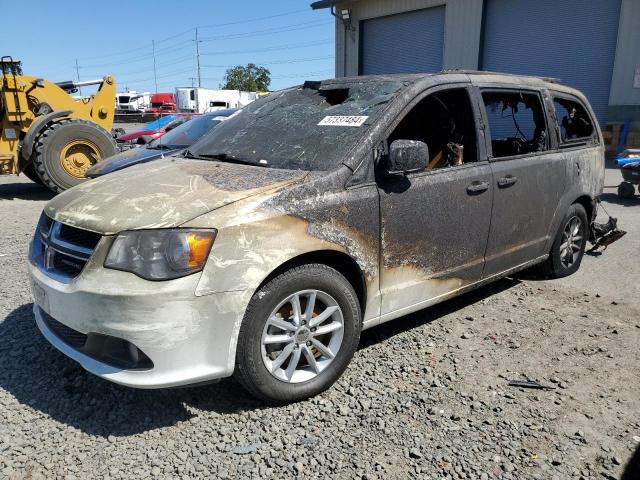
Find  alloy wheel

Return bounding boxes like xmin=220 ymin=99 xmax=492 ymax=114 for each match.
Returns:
xmin=560 ymin=216 xmax=583 ymax=268
xmin=261 ymin=289 xmax=344 ymax=383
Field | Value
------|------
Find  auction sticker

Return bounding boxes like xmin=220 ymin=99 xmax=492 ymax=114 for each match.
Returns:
xmin=318 ymin=115 xmax=368 ymax=127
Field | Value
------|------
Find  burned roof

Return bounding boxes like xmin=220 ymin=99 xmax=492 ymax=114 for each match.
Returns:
xmin=302 ymin=70 xmax=583 ymax=99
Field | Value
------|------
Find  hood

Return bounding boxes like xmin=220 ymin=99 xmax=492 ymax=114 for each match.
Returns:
xmin=117 ymin=129 xmax=159 ymax=141
xmin=46 ymin=158 xmax=308 ymax=234
xmin=86 ymin=145 xmax=182 ymax=178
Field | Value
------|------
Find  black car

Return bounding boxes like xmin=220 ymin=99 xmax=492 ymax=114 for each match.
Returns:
xmin=86 ymin=109 xmax=237 ymax=178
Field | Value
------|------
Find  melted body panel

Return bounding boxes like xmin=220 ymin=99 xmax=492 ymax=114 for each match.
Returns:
xmin=377 ymin=163 xmax=493 ymax=315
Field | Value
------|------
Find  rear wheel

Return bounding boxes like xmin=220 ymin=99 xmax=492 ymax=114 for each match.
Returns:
xmin=541 ymin=203 xmax=588 ymax=278
xmin=618 ymin=181 xmax=635 ymax=199
xmin=235 ymin=264 xmax=361 ymax=404
xmin=33 ymin=119 xmax=117 ymax=193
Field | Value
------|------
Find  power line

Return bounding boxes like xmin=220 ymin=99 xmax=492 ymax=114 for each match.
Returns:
xmin=72 ymin=8 xmax=311 ymax=63
xmin=201 ymin=55 xmax=334 ymax=69
xmin=83 ymin=56 xmax=193 ymax=77
xmin=199 ymin=20 xmax=328 ymax=42
xmin=201 ymin=39 xmax=333 ymax=56
xmin=195 ymin=8 xmax=309 ymax=29
xmin=79 ymin=40 xmax=193 ymax=69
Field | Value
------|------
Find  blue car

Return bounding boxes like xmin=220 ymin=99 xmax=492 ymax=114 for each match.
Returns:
xmin=87 ymin=109 xmax=237 ymax=178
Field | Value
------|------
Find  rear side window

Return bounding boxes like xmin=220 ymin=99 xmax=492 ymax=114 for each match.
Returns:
xmin=482 ymin=91 xmax=548 ymax=158
xmin=553 ymin=97 xmax=594 ymax=143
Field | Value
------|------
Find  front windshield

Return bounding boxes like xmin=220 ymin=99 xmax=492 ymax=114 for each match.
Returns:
xmin=188 ymin=80 xmax=406 ymax=171
xmin=143 ymin=115 xmax=176 ymax=130
xmin=152 ymin=114 xmax=227 ymax=148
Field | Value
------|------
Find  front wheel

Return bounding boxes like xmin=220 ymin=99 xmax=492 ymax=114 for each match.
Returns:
xmin=234 ymin=264 xmax=361 ymax=404
xmin=542 ymin=203 xmax=588 ymax=278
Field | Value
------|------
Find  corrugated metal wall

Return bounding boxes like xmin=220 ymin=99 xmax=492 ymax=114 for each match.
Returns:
xmin=481 ymin=0 xmax=621 ymax=124
xmin=334 ymin=0 xmax=484 ymax=76
xmin=359 ymin=7 xmax=446 ymax=75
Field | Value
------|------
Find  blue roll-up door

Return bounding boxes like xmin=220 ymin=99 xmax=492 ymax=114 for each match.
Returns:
xmin=481 ymin=0 xmax=621 ymax=125
xmin=360 ymin=7 xmax=445 ymax=75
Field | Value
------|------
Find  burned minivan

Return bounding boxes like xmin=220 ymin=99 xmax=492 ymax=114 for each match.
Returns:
xmin=29 ymin=72 xmax=604 ymax=402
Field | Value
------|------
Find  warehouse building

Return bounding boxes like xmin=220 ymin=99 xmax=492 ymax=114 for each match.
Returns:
xmin=311 ymin=0 xmax=640 ymax=146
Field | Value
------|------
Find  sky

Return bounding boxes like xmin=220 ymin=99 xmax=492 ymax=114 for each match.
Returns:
xmin=3 ymin=0 xmax=335 ymax=94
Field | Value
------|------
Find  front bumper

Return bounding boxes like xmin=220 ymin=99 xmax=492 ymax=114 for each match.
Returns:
xmin=29 ymin=258 xmax=252 ymax=389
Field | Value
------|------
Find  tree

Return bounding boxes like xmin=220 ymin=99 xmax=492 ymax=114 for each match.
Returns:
xmin=221 ymin=63 xmax=271 ymax=92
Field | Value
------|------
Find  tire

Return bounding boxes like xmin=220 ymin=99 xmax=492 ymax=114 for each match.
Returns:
xmin=235 ymin=264 xmax=362 ymax=404
xmin=541 ymin=203 xmax=589 ymax=279
xmin=618 ymin=181 xmax=635 ymax=199
xmin=22 ymin=163 xmax=44 ymax=186
xmin=33 ymin=119 xmax=117 ymax=193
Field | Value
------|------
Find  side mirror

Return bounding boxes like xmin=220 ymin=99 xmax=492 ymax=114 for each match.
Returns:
xmin=386 ymin=140 xmax=429 ymax=176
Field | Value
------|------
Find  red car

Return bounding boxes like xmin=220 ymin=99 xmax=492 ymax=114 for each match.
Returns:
xmin=145 ymin=92 xmax=176 ymax=114
xmin=116 ymin=115 xmax=195 ymax=146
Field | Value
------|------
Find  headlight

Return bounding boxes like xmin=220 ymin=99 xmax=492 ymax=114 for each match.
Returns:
xmin=104 ymin=229 xmax=216 ymax=280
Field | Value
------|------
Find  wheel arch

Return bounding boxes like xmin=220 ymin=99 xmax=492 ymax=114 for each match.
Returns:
xmin=20 ymin=110 xmax=72 ymax=162
xmin=254 ymin=249 xmax=367 ymax=316
xmin=573 ymin=194 xmax=596 ymax=222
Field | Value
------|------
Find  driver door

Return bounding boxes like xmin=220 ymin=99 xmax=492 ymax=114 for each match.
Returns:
xmin=377 ymin=86 xmax=493 ymax=317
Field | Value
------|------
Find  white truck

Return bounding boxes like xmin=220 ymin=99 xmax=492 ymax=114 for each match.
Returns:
xmin=116 ymin=91 xmax=152 ymax=113
xmin=175 ymin=88 xmax=258 ymax=113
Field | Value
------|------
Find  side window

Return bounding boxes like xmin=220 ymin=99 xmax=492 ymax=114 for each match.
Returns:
xmin=553 ymin=97 xmax=594 ymax=142
xmin=482 ymin=91 xmax=548 ymax=158
xmin=388 ymin=88 xmax=478 ymax=171
xmin=189 ymin=90 xmax=195 ymax=101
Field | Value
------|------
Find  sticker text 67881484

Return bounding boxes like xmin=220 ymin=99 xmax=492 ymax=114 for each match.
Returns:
xmin=318 ymin=116 xmax=369 ymax=127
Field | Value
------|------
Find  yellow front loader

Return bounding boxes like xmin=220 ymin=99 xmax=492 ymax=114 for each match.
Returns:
xmin=0 ymin=56 xmax=117 ymax=192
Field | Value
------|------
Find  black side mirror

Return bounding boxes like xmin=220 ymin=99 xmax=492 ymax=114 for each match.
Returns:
xmin=386 ymin=140 xmax=429 ymax=176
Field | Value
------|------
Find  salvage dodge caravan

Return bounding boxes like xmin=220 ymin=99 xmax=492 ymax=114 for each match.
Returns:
xmin=29 ymin=72 xmax=604 ymax=403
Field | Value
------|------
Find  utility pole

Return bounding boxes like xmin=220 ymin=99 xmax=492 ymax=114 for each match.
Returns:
xmin=195 ymin=28 xmax=202 ymax=88
xmin=194 ymin=27 xmax=202 ymax=113
xmin=152 ymin=40 xmax=158 ymax=93
xmin=74 ymin=59 xmax=82 ymax=96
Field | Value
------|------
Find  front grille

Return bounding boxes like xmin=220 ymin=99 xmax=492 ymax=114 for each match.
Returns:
xmin=31 ymin=214 xmax=101 ymax=282
xmin=40 ymin=308 xmax=153 ymax=371
xmin=58 ymin=223 xmax=101 ymax=250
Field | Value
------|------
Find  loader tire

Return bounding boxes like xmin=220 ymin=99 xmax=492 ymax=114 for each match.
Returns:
xmin=22 ymin=164 xmax=44 ymax=186
xmin=33 ymin=119 xmax=117 ymax=193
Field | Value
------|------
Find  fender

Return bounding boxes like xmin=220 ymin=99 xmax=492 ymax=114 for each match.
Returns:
xmin=21 ymin=110 xmax=72 ymax=161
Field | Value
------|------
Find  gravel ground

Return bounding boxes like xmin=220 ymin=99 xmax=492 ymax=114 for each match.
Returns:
xmin=1 ymin=170 xmax=639 ymax=480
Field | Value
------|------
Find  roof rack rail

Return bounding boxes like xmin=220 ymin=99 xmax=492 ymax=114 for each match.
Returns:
xmin=440 ymin=69 xmax=561 ymax=84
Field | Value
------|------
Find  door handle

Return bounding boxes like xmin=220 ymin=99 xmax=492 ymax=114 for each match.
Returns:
xmin=497 ymin=175 xmax=518 ymax=188
xmin=466 ymin=181 xmax=489 ymax=194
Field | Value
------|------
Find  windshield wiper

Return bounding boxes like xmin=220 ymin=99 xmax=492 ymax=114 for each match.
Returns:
xmin=187 ymin=152 xmax=269 ymax=167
